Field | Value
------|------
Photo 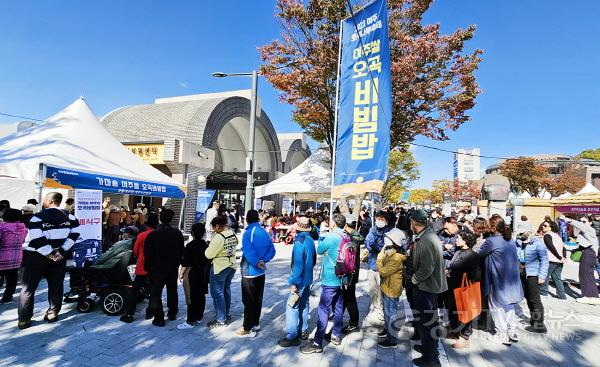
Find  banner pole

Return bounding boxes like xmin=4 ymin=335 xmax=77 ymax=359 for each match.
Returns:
xmin=37 ymin=163 xmax=46 ymax=209
xmin=329 ymin=20 xmax=344 ymax=214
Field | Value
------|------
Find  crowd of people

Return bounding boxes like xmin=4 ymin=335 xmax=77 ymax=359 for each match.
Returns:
xmin=1 ymin=195 xmax=600 ymax=367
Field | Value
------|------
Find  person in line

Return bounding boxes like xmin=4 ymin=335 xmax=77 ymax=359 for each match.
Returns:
xmin=471 ymin=217 xmax=493 ymax=332
xmin=205 ymin=215 xmax=238 ymax=328
xmin=359 ymin=209 xmax=372 ymax=239
xmin=64 ymin=198 xmax=75 ymax=214
xmin=431 ymin=209 xmax=444 ymax=233
xmin=205 ymin=202 xmax=220 ymax=240
xmin=477 ymin=215 xmax=523 ymax=345
xmin=20 ymin=204 xmax=36 ymax=228
xmin=539 ymin=221 xmax=567 ymax=299
xmin=409 ymin=209 xmax=447 ymax=367
xmin=341 ymin=215 xmax=364 ymax=335
xmin=17 ymin=192 xmax=79 ymax=329
xmin=377 ymin=228 xmax=408 ymax=349
xmin=144 ymin=209 xmax=184 ymax=327
xmin=278 ymin=216 xmax=316 ymax=347
xmin=364 ymin=211 xmax=392 ymax=327
xmin=0 ymin=200 xmax=11 ymax=221
xmin=120 ymin=213 xmax=159 ymax=323
xmin=132 ymin=208 xmax=147 ymax=233
xmin=516 ymin=225 xmax=549 ymax=334
xmin=301 ymin=214 xmax=348 ymax=354
xmin=0 ymin=209 xmax=28 ymax=304
xmin=177 ymin=223 xmax=211 ymax=330
xmin=445 ymin=228 xmax=480 ymax=349
xmin=561 ymin=215 xmax=600 ymax=304
xmin=105 ymin=205 xmax=122 ymax=250
xmin=90 ymin=226 xmax=138 ymax=269
xmin=237 ymin=210 xmax=276 ymax=336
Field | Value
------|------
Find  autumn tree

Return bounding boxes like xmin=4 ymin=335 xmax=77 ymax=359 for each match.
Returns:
xmin=408 ymin=188 xmax=431 ymax=204
xmin=545 ymin=165 xmax=586 ymax=197
xmin=259 ymin=0 xmax=483 ymax=156
xmin=578 ymin=148 xmax=600 ymax=161
xmin=429 ymin=179 xmax=480 ymax=203
xmin=380 ymin=148 xmax=420 ymax=203
xmin=499 ymin=157 xmax=549 ymax=197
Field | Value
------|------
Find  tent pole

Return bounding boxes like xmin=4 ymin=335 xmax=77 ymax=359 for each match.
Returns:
xmin=37 ymin=163 xmax=46 ymax=210
xmin=178 ymin=163 xmax=189 ymax=231
xmin=329 ymin=20 xmax=344 ymax=215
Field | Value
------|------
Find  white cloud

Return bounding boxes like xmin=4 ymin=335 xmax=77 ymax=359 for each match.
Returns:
xmin=178 ymin=82 xmax=188 ymax=88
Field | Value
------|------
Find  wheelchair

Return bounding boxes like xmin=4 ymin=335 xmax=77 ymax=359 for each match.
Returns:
xmin=65 ymin=250 xmax=148 ymax=316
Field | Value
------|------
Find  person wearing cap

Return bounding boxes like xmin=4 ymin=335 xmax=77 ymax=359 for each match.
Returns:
xmin=301 ymin=213 xmax=349 ymax=355
xmin=20 ymin=204 xmax=36 ymax=228
xmin=340 ymin=214 xmax=364 ymax=335
xmin=121 ymin=213 xmax=159 ymax=323
xmin=376 ymin=228 xmax=408 ymax=349
xmin=364 ymin=210 xmax=393 ymax=327
xmin=279 ymin=216 xmax=316 ymax=347
xmin=409 ymin=209 xmax=447 ymax=367
xmin=237 ymin=210 xmax=276 ymax=337
xmin=515 ymin=224 xmax=548 ymax=334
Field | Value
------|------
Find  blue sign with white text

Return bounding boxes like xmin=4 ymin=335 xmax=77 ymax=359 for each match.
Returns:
xmin=334 ymin=0 xmax=391 ymax=197
xmin=45 ymin=165 xmax=186 ymax=198
xmin=195 ymin=189 xmax=216 ymax=223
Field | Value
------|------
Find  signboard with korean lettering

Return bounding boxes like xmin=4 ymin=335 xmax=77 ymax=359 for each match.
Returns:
xmin=195 ymin=189 xmax=216 ymax=223
xmin=73 ymin=189 xmax=103 ymax=267
xmin=44 ymin=165 xmax=186 ymax=198
xmin=125 ymin=143 xmax=165 ymax=165
xmin=333 ymin=0 xmax=391 ymax=198
xmin=556 ymin=206 xmax=600 ymax=215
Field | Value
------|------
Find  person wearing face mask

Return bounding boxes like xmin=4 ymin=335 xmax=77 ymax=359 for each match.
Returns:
xmin=430 ymin=209 xmax=444 ymax=233
xmin=515 ymin=224 xmax=549 ymax=334
xmin=364 ymin=211 xmax=392 ymax=327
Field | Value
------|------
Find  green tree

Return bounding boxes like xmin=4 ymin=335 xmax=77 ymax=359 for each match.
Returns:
xmin=259 ymin=0 xmax=483 ymax=156
xmin=408 ymin=188 xmax=431 ymax=204
xmin=381 ymin=148 xmax=420 ymax=203
xmin=578 ymin=148 xmax=600 ymax=161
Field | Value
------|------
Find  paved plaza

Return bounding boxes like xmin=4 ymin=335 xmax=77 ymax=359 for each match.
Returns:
xmin=1 ymin=244 xmax=599 ymax=367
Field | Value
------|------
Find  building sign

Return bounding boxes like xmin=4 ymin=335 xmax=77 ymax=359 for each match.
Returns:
xmin=125 ymin=143 xmax=165 ymax=165
xmin=333 ymin=0 xmax=392 ymax=198
xmin=556 ymin=206 xmax=600 ymax=215
xmin=73 ymin=189 xmax=103 ymax=267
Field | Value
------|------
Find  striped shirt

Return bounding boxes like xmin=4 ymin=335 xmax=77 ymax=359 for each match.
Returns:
xmin=25 ymin=207 xmax=80 ymax=256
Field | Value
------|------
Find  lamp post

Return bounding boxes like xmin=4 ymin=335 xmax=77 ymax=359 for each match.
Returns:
xmin=212 ymin=70 xmax=258 ymax=213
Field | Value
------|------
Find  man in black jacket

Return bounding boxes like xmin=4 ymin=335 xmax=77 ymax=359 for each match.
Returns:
xmin=144 ymin=209 xmax=184 ymax=327
xmin=18 ymin=192 xmax=79 ymax=329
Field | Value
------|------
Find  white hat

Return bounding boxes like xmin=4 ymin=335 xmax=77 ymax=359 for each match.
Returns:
xmin=21 ymin=204 xmax=36 ymax=213
xmin=385 ymin=228 xmax=407 ymax=247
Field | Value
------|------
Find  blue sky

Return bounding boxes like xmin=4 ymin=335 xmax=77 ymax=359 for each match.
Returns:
xmin=1 ymin=1 xmax=599 ymax=188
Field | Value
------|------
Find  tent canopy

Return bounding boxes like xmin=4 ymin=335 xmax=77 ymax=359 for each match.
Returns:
xmin=576 ymin=183 xmax=600 ymax=195
xmin=0 ymin=98 xmax=185 ymax=198
xmin=255 ymin=148 xmax=331 ymax=201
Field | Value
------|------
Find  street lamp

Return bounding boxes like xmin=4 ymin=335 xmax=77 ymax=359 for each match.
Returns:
xmin=212 ymin=70 xmax=259 ymax=213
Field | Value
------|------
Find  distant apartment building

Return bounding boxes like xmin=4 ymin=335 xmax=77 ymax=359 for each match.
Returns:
xmin=454 ymin=148 xmax=481 ymax=181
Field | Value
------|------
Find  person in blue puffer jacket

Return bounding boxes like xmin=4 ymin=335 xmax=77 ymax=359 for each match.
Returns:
xmin=238 ymin=210 xmax=276 ymax=336
xmin=516 ymin=224 xmax=549 ymax=334
xmin=364 ymin=211 xmax=392 ymax=326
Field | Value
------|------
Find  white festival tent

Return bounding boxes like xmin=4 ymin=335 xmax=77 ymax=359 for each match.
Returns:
xmin=575 ymin=183 xmax=600 ymax=195
xmin=0 ymin=98 xmax=185 ymax=206
xmin=255 ymin=148 xmax=331 ymax=201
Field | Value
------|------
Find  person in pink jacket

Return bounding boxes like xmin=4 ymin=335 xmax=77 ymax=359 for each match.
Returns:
xmin=0 ymin=209 xmax=28 ymax=304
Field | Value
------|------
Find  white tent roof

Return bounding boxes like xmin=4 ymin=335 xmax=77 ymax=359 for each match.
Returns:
xmin=0 ymin=98 xmax=183 ymax=191
xmin=255 ymin=148 xmax=331 ymax=201
xmin=576 ymin=183 xmax=600 ymax=195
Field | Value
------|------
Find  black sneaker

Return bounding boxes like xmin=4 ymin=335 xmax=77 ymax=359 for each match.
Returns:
xmin=525 ymin=326 xmax=547 ymax=334
xmin=207 ymin=320 xmax=226 ymax=329
xmin=300 ymin=340 xmax=323 ymax=354
xmin=152 ymin=319 xmax=165 ymax=327
xmin=278 ymin=337 xmax=301 ymax=347
xmin=300 ymin=331 xmax=309 ymax=340
xmin=0 ymin=298 xmax=13 ymax=305
xmin=377 ymin=329 xmax=388 ymax=338
xmin=120 ymin=314 xmax=134 ymax=323
xmin=414 ymin=344 xmax=423 ymax=354
xmin=145 ymin=309 xmax=153 ymax=320
xmin=342 ymin=325 xmax=360 ymax=335
xmin=324 ymin=332 xmax=331 ymax=342
xmin=44 ymin=314 xmax=59 ymax=323
xmin=17 ymin=320 xmax=31 ymax=330
xmin=226 ymin=315 xmax=233 ymax=322
xmin=378 ymin=339 xmax=397 ymax=349
xmin=330 ymin=335 xmax=342 ymax=346
xmin=413 ymin=357 xmax=441 ymax=367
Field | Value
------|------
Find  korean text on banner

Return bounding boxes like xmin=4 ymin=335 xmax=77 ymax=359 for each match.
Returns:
xmin=334 ymin=0 xmax=392 ymax=198
xmin=73 ymin=189 xmax=103 ymax=267
xmin=195 ymin=189 xmax=216 ymax=223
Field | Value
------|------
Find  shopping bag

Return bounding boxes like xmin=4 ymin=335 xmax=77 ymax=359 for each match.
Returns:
xmin=453 ymin=273 xmax=482 ymax=324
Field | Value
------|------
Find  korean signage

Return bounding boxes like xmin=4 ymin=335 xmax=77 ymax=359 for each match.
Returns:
xmin=195 ymin=189 xmax=216 ymax=223
xmin=44 ymin=165 xmax=186 ymax=198
xmin=125 ymin=143 xmax=165 ymax=165
xmin=333 ymin=0 xmax=391 ymax=198
xmin=556 ymin=206 xmax=600 ymax=215
xmin=73 ymin=189 xmax=103 ymax=267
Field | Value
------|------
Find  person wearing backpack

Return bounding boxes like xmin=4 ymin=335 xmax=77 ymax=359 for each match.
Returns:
xmin=364 ymin=211 xmax=392 ymax=327
xmin=205 ymin=215 xmax=239 ymax=328
xmin=300 ymin=214 xmax=349 ymax=354
xmin=377 ymin=228 xmax=408 ymax=349
xmin=341 ymin=214 xmax=364 ymax=335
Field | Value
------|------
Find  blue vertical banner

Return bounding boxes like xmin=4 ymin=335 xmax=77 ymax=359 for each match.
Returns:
xmin=333 ymin=0 xmax=392 ymax=198
xmin=195 ymin=189 xmax=216 ymax=223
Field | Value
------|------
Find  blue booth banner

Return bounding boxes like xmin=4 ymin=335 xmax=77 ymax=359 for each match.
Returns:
xmin=333 ymin=0 xmax=392 ymax=198
xmin=44 ymin=165 xmax=186 ymax=199
xmin=195 ymin=189 xmax=216 ymax=223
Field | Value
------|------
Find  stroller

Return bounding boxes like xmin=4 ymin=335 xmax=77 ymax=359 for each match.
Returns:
xmin=65 ymin=250 xmax=146 ymax=316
